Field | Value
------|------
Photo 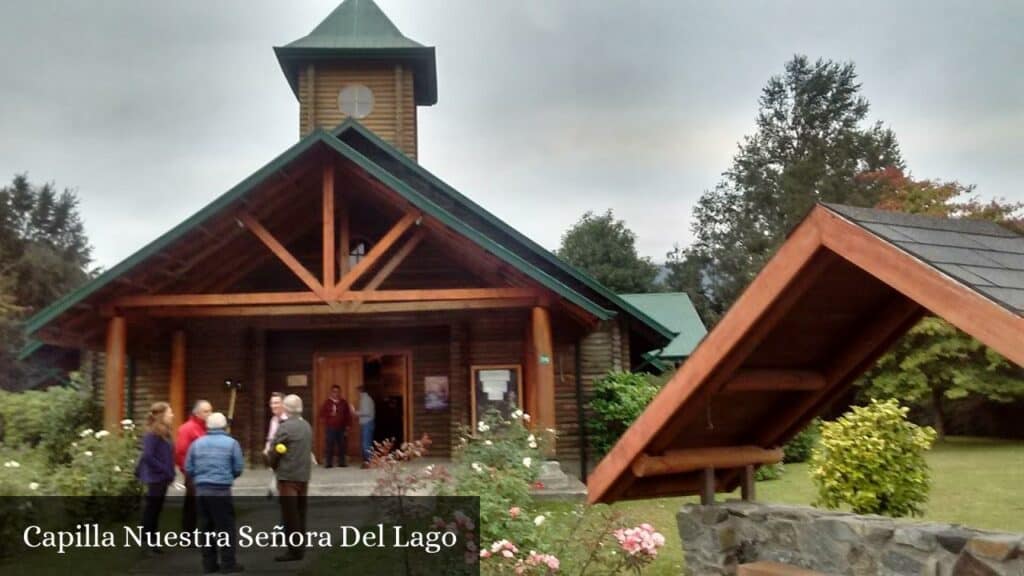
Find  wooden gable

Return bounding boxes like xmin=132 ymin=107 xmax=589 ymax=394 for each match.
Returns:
xmin=587 ymin=203 xmax=1024 ymax=503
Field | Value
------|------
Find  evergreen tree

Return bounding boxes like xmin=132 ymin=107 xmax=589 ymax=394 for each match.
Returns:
xmin=557 ymin=210 xmax=658 ymax=294
xmin=666 ymin=56 xmax=903 ymax=324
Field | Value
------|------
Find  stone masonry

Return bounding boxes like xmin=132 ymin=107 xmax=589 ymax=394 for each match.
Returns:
xmin=677 ymin=502 xmax=1023 ymax=575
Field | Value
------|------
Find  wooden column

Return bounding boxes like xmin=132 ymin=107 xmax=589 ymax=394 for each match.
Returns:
xmin=701 ymin=467 xmax=716 ymax=505
xmin=103 ymin=316 xmax=127 ymax=432
xmin=741 ymin=465 xmax=756 ymax=502
xmin=530 ymin=306 xmax=557 ymax=443
xmin=169 ymin=330 xmax=187 ymax=430
xmin=322 ymin=162 xmax=336 ymax=289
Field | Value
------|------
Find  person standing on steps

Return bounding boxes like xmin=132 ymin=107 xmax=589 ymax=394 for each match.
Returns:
xmin=269 ymin=394 xmax=312 ymax=563
xmin=136 ymin=401 xmax=175 ymax=556
xmin=175 ymin=399 xmax=211 ymax=532
xmin=185 ymin=412 xmax=244 ymax=574
xmin=357 ymin=384 xmax=376 ymax=467
xmin=263 ymin=392 xmax=286 ymax=497
xmin=318 ymin=385 xmax=351 ymax=468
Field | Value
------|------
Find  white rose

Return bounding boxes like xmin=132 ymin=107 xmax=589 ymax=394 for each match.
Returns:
xmin=120 ymin=419 xmax=133 ymax=426
xmin=94 ymin=430 xmax=110 ymax=439
xmin=477 ymin=421 xmax=490 ymax=433
xmin=522 ymin=414 xmax=531 ymax=422
xmin=7 ymin=461 xmax=19 ymax=468
xmin=529 ymin=441 xmax=538 ymax=449
xmin=484 ymin=440 xmax=493 ymax=446
xmin=28 ymin=482 xmax=39 ymax=491
xmin=527 ymin=434 xmax=535 ymax=442
xmin=113 ymin=465 xmax=122 ymax=473
xmin=83 ymin=451 xmax=93 ymax=457
xmin=533 ymin=515 xmax=545 ymax=526
xmin=79 ymin=429 xmax=94 ymax=438
xmin=522 ymin=457 xmax=532 ymax=468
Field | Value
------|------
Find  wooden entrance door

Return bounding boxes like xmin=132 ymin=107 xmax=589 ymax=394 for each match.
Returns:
xmin=314 ymin=355 xmax=362 ymax=462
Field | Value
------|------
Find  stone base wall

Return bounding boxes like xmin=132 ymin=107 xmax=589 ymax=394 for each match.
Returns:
xmin=677 ymin=502 xmax=1023 ymax=575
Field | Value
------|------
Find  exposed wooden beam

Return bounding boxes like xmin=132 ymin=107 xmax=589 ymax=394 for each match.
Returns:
xmin=720 ymin=369 xmax=826 ymax=393
xmin=237 ymin=210 xmax=325 ymax=297
xmin=322 ymin=162 xmax=336 ymax=288
xmin=339 ymin=195 xmax=351 ymax=276
xmin=341 ymin=288 xmax=537 ymax=302
xmin=630 ymin=446 xmax=783 ymax=479
xmin=137 ymin=297 xmax=539 ymax=318
xmin=113 ymin=292 xmax=321 ymax=308
xmin=363 ymin=228 xmax=426 ymax=291
xmin=334 ymin=211 xmax=420 ymax=293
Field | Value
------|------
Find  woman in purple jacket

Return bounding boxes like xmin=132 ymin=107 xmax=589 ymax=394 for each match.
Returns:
xmin=137 ymin=401 xmax=176 ymax=552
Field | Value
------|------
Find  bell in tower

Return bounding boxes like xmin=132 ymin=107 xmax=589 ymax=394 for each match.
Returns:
xmin=275 ymin=0 xmax=437 ymax=159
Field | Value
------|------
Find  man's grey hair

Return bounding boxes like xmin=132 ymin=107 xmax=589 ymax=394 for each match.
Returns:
xmin=206 ymin=412 xmax=228 ymax=430
xmin=192 ymin=399 xmax=211 ymax=415
xmin=283 ymin=394 xmax=303 ymax=415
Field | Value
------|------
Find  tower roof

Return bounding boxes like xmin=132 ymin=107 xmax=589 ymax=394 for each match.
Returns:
xmin=275 ymin=0 xmax=437 ymax=104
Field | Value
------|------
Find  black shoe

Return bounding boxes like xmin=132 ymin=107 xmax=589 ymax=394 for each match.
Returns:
xmin=274 ymin=553 xmax=302 ymax=562
xmin=265 ymin=489 xmax=273 ymax=501
xmin=340 ymin=463 xmax=348 ymax=467
xmin=202 ymin=566 xmax=220 ymax=574
xmin=324 ymin=464 xmax=333 ymax=469
xmin=220 ymin=564 xmax=245 ymax=573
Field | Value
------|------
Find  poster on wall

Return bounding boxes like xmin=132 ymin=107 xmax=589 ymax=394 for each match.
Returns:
xmin=424 ymin=375 xmax=449 ymax=411
xmin=472 ymin=365 xmax=521 ymax=423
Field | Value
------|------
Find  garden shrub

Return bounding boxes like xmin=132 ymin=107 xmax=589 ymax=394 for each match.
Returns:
xmin=783 ymin=419 xmax=820 ymax=463
xmin=54 ymin=423 xmax=143 ymax=522
xmin=587 ymin=371 xmax=661 ymax=456
xmin=810 ymin=399 xmax=936 ymax=517
xmin=439 ymin=409 xmax=549 ymax=545
xmin=754 ymin=462 xmax=784 ymax=481
xmin=0 ymin=375 xmax=97 ymax=464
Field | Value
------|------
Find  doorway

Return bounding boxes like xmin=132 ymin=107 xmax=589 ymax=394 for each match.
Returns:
xmin=312 ymin=352 xmax=410 ymax=464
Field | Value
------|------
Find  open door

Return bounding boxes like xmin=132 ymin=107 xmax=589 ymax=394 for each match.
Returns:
xmin=314 ymin=355 xmax=363 ymax=463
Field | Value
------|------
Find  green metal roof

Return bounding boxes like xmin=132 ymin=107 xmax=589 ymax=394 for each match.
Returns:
xmin=25 ymin=126 xmax=640 ymax=337
xmin=619 ymin=292 xmax=707 ymax=360
xmin=275 ymin=0 xmax=437 ymax=105
xmin=330 ymin=118 xmax=676 ymax=343
xmin=284 ymin=0 xmax=424 ymax=50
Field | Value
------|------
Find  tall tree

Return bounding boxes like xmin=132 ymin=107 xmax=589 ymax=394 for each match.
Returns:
xmin=666 ymin=55 xmax=903 ymax=324
xmin=861 ymin=169 xmax=1024 ymax=439
xmin=0 ymin=174 xmax=94 ymax=386
xmin=557 ymin=210 xmax=658 ymax=293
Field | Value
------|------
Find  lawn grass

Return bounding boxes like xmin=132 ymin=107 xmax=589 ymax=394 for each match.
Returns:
xmin=563 ymin=437 xmax=1024 ymax=576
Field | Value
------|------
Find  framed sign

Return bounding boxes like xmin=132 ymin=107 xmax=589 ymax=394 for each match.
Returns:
xmin=424 ymin=375 xmax=450 ymax=411
xmin=470 ymin=365 xmax=522 ymax=425
xmin=286 ymin=374 xmax=308 ymax=388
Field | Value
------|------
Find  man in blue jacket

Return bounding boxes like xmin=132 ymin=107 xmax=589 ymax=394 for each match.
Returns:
xmin=185 ymin=412 xmax=244 ymax=574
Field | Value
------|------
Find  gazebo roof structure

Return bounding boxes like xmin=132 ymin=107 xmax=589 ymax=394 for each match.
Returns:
xmin=587 ymin=203 xmax=1024 ymax=503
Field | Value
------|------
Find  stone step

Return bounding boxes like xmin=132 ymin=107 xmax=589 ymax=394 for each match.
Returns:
xmin=738 ymin=561 xmax=825 ymax=576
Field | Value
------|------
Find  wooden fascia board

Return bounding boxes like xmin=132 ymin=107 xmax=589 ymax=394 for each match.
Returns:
xmin=817 ymin=206 xmax=1024 ymax=367
xmin=586 ymin=213 xmax=827 ymax=504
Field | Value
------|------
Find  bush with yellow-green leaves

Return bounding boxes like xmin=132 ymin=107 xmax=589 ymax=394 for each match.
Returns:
xmin=810 ymin=399 xmax=936 ymax=517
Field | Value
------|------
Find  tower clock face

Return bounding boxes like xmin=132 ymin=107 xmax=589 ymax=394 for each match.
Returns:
xmin=338 ymin=84 xmax=375 ymax=119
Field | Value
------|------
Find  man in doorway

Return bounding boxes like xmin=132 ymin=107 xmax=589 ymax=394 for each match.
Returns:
xmin=357 ymin=385 xmax=376 ymax=466
xmin=175 ymin=399 xmax=211 ymax=532
xmin=269 ymin=394 xmax=312 ymax=562
xmin=318 ymin=385 xmax=351 ymax=468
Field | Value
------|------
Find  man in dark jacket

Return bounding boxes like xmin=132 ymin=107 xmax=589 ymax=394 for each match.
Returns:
xmin=268 ymin=394 xmax=312 ymax=562
xmin=185 ymin=412 xmax=244 ymax=574
xmin=318 ymin=385 xmax=351 ymax=467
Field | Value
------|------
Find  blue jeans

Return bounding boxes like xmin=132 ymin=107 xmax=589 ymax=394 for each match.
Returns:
xmin=360 ymin=420 xmax=374 ymax=462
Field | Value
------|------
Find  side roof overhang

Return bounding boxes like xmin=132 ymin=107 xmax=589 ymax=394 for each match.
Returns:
xmin=26 ymin=121 xmax=674 ymax=351
xmin=587 ymin=203 xmax=1024 ymax=503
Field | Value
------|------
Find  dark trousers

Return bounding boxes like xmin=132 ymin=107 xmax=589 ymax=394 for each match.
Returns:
xmin=142 ymin=482 xmax=169 ymax=542
xmin=197 ymin=485 xmax=237 ymax=571
xmin=278 ymin=480 xmax=309 ymax=559
xmin=324 ymin=428 xmax=347 ymax=467
xmin=182 ymin=474 xmax=197 ymax=532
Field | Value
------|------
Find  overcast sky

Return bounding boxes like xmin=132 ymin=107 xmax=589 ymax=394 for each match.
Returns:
xmin=1 ymin=1 xmax=1022 ymax=269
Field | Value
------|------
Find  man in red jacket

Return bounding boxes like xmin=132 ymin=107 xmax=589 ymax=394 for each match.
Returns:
xmin=318 ymin=385 xmax=352 ymax=468
xmin=175 ymin=399 xmax=211 ymax=532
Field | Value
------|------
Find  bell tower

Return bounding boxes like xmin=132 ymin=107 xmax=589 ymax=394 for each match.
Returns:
xmin=275 ymin=0 xmax=436 ymax=159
